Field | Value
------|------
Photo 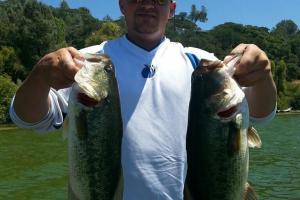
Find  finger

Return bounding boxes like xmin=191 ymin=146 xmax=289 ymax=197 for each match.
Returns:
xmin=67 ymin=47 xmax=84 ymax=61
xmin=234 ymin=67 xmax=269 ymax=87
xmin=224 ymin=44 xmax=248 ymax=65
xmin=223 ymin=55 xmax=234 ymax=64
xmin=223 ymin=54 xmax=242 ymax=65
xmin=59 ymin=49 xmax=81 ymax=81
xmin=234 ymin=52 xmax=257 ymax=76
xmin=234 ymin=44 xmax=265 ymax=76
xmin=230 ymin=43 xmax=248 ymax=55
xmin=74 ymin=58 xmax=85 ymax=69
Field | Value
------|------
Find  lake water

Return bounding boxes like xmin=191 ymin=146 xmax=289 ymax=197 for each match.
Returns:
xmin=0 ymin=114 xmax=300 ymax=199
xmin=249 ymin=114 xmax=300 ymax=200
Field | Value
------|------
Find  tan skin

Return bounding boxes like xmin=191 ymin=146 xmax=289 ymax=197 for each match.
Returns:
xmin=13 ymin=0 xmax=276 ymax=123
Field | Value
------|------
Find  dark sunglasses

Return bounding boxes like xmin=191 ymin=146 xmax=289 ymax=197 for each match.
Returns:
xmin=127 ymin=0 xmax=171 ymax=6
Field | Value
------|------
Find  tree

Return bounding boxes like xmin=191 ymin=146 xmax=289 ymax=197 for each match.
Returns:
xmin=286 ymin=53 xmax=300 ymax=80
xmin=272 ymin=19 xmax=299 ymax=36
xmin=178 ymin=12 xmax=188 ymax=21
xmin=0 ymin=75 xmax=18 ymax=123
xmin=210 ymin=23 xmax=246 ymax=58
xmin=275 ymin=60 xmax=287 ymax=94
xmin=271 ymin=60 xmax=276 ymax=78
xmin=85 ymin=22 xmax=122 ymax=46
xmin=54 ymin=1 xmax=100 ymax=48
xmin=15 ymin=0 xmax=67 ymax=72
xmin=0 ymin=46 xmax=25 ymax=82
xmin=188 ymin=4 xmax=208 ymax=23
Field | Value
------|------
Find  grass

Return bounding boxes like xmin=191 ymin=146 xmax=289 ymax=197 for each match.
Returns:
xmin=0 ymin=124 xmax=17 ymax=130
xmin=0 ymin=127 xmax=68 ymax=200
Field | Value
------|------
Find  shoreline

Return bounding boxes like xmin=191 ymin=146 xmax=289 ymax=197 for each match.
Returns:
xmin=276 ymin=110 xmax=300 ymax=115
xmin=0 ymin=124 xmax=18 ymax=131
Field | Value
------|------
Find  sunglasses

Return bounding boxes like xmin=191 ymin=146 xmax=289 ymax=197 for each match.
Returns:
xmin=127 ymin=0 xmax=171 ymax=6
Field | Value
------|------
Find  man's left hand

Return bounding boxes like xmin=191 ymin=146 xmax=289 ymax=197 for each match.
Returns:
xmin=224 ymin=43 xmax=271 ymax=87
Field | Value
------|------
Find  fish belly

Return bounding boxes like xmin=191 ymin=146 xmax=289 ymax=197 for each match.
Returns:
xmin=67 ymin=89 xmax=123 ymax=200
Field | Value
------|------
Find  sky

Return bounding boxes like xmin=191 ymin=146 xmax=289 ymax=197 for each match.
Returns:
xmin=39 ymin=0 xmax=300 ymax=31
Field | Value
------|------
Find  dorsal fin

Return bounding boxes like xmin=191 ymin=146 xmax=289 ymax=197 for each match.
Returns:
xmin=248 ymin=127 xmax=262 ymax=148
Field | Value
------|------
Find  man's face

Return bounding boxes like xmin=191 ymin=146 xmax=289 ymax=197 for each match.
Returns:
xmin=120 ymin=0 xmax=174 ymax=37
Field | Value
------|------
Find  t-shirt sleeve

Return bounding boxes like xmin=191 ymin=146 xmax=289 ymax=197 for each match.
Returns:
xmin=9 ymin=88 xmax=71 ymax=133
xmin=184 ymin=47 xmax=218 ymax=61
xmin=249 ymin=105 xmax=276 ymax=126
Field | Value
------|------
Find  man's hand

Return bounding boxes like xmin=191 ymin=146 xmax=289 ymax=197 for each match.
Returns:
xmin=13 ymin=47 xmax=84 ymax=123
xmin=33 ymin=47 xmax=84 ymax=90
xmin=224 ymin=43 xmax=271 ymax=87
xmin=224 ymin=44 xmax=277 ymax=118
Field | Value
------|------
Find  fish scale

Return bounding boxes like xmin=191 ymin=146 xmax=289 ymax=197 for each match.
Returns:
xmin=184 ymin=58 xmax=259 ymax=200
xmin=65 ymin=54 xmax=123 ymax=200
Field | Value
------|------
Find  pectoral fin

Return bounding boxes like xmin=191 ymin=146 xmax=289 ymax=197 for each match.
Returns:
xmin=244 ymin=182 xmax=258 ymax=200
xmin=247 ymin=127 xmax=262 ymax=148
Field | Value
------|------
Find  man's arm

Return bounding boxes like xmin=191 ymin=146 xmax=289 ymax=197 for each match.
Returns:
xmin=244 ymin=72 xmax=276 ymax=118
xmin=13 ymin=47 xmax=83 ymax=123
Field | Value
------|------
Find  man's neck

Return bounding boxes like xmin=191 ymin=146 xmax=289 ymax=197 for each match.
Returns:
xmin=126 ymin=34 xmax=165 ymax=51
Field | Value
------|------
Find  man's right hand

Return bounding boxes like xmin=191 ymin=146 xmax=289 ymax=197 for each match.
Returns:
xmin=13 ymin=47 xmax=84 ymax=123
xmin=33 ymin=47 xmax=84 ymax=90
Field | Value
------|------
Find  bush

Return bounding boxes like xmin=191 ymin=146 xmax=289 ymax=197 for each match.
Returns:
xmin=0 ymin=75 xmax=18 ymax=123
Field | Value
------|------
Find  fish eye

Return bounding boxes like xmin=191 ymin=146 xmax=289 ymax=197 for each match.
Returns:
xmin=104 ymin=64 xmax=112 ymax=73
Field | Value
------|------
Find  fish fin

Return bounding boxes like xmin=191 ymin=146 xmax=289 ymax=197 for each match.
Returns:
xmin=244 ymin=182 xmax=258 ymax=200
xmin=247 ymin=127 xmax=262 ymax=148
xmin=62 ymin=117 xmax=69 ymax=140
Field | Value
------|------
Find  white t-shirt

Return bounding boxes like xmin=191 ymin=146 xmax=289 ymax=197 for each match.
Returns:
xmin=9 ymin=36 xmax=275 ymax=200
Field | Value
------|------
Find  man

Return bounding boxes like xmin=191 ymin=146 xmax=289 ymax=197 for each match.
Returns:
xmin=10 ymin=0 xmax=277 ymax=199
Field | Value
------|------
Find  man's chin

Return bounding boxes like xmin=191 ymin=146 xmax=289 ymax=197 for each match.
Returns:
xmin=134 ymin=26 xmax=157 ymax=33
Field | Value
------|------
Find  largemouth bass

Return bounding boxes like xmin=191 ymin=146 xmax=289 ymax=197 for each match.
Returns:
xmin=184 ymin=56 xmax=261 ymax=200
xmin=64 ymin=53 xmax=123 ymax=200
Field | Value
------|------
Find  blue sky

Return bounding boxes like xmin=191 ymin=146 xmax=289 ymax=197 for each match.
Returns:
xmin=39 ymin=0 xmax=300 ymax=31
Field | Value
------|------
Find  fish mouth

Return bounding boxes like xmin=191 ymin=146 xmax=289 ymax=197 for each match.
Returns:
xmin=77 ymin=92 xmax=107 ymax=108
xmin=212 ymin=88 xmax=244 ymax=121
xmin=216 ymin=104 xmax=241 ymax=120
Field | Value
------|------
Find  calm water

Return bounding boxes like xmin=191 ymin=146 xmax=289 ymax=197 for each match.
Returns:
xmin=0 ymin=114 xmax=300 ymax=199
xmin=249 ymin=114 xmax=300 ymax=200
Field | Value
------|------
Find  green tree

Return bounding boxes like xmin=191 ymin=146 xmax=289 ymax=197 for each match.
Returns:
xmin=0 ymin=75 xmax=18 ymax=123
xmin=210 ymin=23 xmax=246 ymax=58
xmin=271 ymin=60 xmax=276 ymax=78
xmin=0 ymin=46 xmax=25 ymax=82
xmin=85 ymin=22 xmax=122 ymax=46
xmin=275 ymin=60 xmax=287 ymax=94
xmin=285 ymin=53 xmax=300 ymax=80
xmin=272 ymin=19 xmax=299 ymax=36
xmin=14 ymin=0 xmax=67 ymax=72
xmin=54 ymin=1 xmax=100 ymax=48
xmin=188 ymin=4 xmax=208 ymax=23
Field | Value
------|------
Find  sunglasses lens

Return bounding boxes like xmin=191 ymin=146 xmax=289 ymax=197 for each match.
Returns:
xmin=158 ymin=0 xmax=167 ymax=5
xmin=127 ymin=0 xmax=169 ymax=5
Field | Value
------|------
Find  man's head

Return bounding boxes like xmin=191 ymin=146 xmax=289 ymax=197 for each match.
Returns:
xmin=119 ymin=0 xmax=176 ymax=49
